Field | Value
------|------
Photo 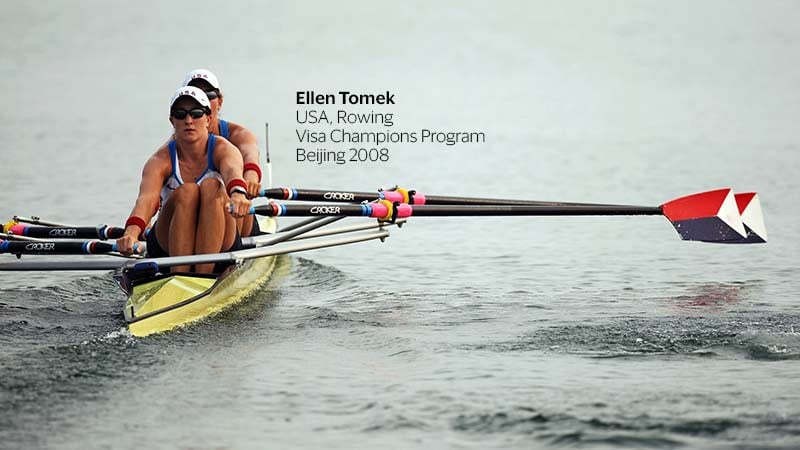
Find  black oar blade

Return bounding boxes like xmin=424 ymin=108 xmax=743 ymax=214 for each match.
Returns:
xmin=660 ymin=189 xmax=749 ymax=243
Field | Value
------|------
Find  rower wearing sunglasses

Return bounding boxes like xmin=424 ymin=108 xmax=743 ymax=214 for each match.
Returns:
xmin=115 ymin=86 xmax=251 ymax=273
xmin=182 ymin=69 xmax=263 ymax=237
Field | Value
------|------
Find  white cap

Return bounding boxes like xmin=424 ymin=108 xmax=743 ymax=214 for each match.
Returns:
xmin=182 ymin=69 xmax=221 ymax=90
xmin=169 ymin=86 xmax=211 ymax=111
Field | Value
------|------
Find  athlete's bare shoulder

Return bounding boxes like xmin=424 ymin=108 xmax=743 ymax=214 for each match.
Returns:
xmin=212 ymin=134 xmax=239 ymax=155
xmin=141 ymin=142 xmax=172 ymax=178
xmin=226 ymin=121 xmax=258 ymax=146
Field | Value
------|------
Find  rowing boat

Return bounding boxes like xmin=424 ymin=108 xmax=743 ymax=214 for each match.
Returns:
xmin=120 ymin=217 xmax=278 ymax=337
xmin=1 ymin=214 xmax=393 ymax=336
xmin=0 ymin=186 xmax=767 ymax=338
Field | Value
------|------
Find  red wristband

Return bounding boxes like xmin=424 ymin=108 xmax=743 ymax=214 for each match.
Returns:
xmin=125 ymin=216 xmax=147 ymax=240
xmin=243 ymin=163 xmax=262 ymax=182
xmin=226 ymin=178 xmax=248 ymax=196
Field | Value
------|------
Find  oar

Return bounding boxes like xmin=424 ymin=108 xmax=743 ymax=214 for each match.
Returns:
xmin=11 ymin=215 xmax=77 ymax=227
xmin=243 ymin=219 xmax=404 ymax=249
xmin=243 ymin=216 xmax=343 ymax=249
xmin=0 ymin=239 xmax=140 ymax=255
xmin=257 ymin=188 xmax=767 ymax=243
xmin=250 ymin=188 xmax=765 ymax=244
xmin=0 ymin=232 xmax=44 ymax=242
xmin=0 ymin=229 xmax=389 ymax=271
xmin=259 ymin=186 xmax=617 ymax=207
xmin=252 ymin=202 xmax=662 ymax=217
xmin=3 ymin=223 xmax=125 ymax=240
xmin=276 ymin=216 xmax=334 ymax=233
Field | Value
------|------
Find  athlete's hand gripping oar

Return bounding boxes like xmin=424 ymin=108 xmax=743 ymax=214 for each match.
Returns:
xmin=0 ymin=239 xmax=141 ymax=255
xmin=250 ymin=189 xmax=766 ymax=244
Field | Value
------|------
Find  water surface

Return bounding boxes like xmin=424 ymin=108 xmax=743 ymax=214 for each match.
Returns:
xmin=2 ymin=1 xmax=799 ymax=449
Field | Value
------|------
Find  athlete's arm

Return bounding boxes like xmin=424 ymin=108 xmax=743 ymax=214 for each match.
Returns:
xmin=229 ymin=124 xmax=262 ymax=197
xmin=214 ymin=140 xmax=251 ymax=218
xmin=117 ymin=151 xmax=169 ymax=254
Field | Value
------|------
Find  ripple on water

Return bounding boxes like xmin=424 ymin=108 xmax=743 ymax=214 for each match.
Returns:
xmin=0 ymin=274 xmax=125 ymax=345
xmin=465 ymin=313 xmax=800 ymax=360
xmin=448 ymin=405 xmax=800 ymax=448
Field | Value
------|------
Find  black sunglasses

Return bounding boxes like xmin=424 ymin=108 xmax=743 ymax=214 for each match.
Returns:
xmin=171 ymin=108 xmax=207 ymax=119
xmin=204 ymin=90 xmax=220 ymax=100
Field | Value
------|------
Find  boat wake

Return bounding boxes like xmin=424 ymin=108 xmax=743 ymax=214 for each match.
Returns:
xmin=0 ymin=274 xmax=124 ymax=345
xmin=284 ymin=257 xmax=352 ymax=290
xmin=473 ymin=314 xmax=800 ymax=361
xmin=448 ymin=405 xmax=799 ymax=448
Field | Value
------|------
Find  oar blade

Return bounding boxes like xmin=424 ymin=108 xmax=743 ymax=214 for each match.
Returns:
xmin=731 ymin=192 xmax=767 ymax=243
xmin=660 ymin=188 xmax=748 ymax=243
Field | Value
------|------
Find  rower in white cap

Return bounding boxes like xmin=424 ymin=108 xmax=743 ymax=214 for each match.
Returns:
xmin=116 ymin=86 xmax=251 ymax=273
xmin=182 ymin=69 xmax=263 ymax=237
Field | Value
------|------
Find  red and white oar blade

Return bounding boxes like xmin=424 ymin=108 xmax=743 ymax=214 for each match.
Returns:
xmin=729 ymin=192 xmax=767 ymax=243
xmin=660 ymin=189 xmax=747 ymax=242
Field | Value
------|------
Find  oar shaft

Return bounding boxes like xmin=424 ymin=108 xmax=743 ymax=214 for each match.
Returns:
xmin=12 ymin=216 xmax=77 ymax=227
xmin=5 ymin=224 xmax=125 ymax=240
xmin=251 ymin=202 xmax=663 ymax=219
xmin=394 ymin=204 xmax=663 ymax=216
xmin=0 ymin=260 xmax=125 ymax=271
xmin=260 ymin=187 xmax=379 ymax=203
xmin=417 ymin=194 xmax=621 ymax=207
xmin=259 ymin=187 xmax=621 ymax=207
xmin=0 ymin=240 xmax=131 ymax=255
xmin=252 ymin=203 xmax=373 ymax=217
xmin=122 ymin=230 xmax=389 ymax=271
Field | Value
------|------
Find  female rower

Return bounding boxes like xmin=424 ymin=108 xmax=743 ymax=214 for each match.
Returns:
xmin=182 ymin=68 xmax=263 ymax=237
xmin=116 ymin=86 xmax=251 ymax=273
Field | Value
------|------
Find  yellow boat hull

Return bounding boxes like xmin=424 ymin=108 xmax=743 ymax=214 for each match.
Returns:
xmin=123 ymin=218 xmax=278 ymax=337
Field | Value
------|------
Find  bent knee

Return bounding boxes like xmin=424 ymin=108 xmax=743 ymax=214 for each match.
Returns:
xmin=168 ymin=183 xmax=200 ymax=207
xmin=199 ymin=179 xmax=229 ymax=210
xmin=199 ymin=178 xmax=225 ymax=197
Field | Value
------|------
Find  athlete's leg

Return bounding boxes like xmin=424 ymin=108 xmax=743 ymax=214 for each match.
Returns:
xmin=239 ymin=215 xmax=254 ymax=237
xmin=195 ymin=179 xmax=237 ymax=273
xmin=157 ymin=183 xmax=200 ymax=273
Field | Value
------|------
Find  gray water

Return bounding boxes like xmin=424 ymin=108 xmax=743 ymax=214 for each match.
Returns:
xmin=2 ymin=1 xmax=799 ymax=449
